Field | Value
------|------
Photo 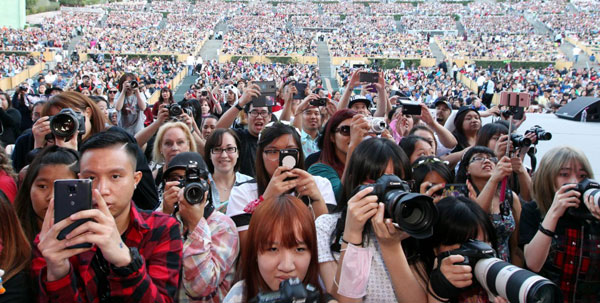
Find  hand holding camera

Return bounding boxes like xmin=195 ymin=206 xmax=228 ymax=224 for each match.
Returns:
xmin=294 ymin=93 xmax=320 ymax=115
xmin=438 ymin=254 xmax=473 ymax=289
xmin=178 ymin=184 xmax=209 ymax=231
xmin=349 ymin=115 xmax=370 ymax=148
xmin=32 ymin=116 xmax=52 ymax=149
xmin=163 ymin=180 xmax=182 ymax=215
xmin=344 ymin=186 xmax=378 ymax=244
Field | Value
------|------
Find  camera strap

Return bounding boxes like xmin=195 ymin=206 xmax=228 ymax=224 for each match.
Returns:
xmin=430 ymin=265 xmax=462 ymax=302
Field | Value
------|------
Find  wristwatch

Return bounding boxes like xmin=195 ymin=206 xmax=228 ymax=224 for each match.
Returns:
xmin=111 ymin=247 xmax=143 ymax=276
xmin=234 ymin=102 xmax=243 ymax=111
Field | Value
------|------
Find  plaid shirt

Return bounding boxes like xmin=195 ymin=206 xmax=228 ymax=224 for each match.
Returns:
xmin=179 ymin=211 xmax=239 ymax=303
xmin=32 ymin=204 xmax=183 ymax=303
xmin=520 ymin=202 xmax=600 ymax=303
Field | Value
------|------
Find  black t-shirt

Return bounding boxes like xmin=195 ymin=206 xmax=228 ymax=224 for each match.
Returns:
xmin=233 ymin=128 xmax=258 ymax=177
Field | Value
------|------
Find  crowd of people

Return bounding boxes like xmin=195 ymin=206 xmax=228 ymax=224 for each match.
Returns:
xmin=438 ymin=34 xmax=566 ymax=61
xmin=0 ymin=54 xmax=40 ymax=78
xmin=0 ymin=1 xmax=599 ymax=302
xmin=399 ymin=16 xmax=457 ymax=32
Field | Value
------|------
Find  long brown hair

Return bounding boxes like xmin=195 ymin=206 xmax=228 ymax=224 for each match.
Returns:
xmin=41 ymin=91 xmax=107 ymax=139
xmin=239 ymin=195 xmax=321 ymax=302
xmin=0 ymin=191 xmax=31 ymax=281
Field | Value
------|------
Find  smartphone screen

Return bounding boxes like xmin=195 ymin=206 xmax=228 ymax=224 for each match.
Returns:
xmin=401 ymin=102 xmax=422 ymax=115
xmin=54 ymin=179 xmax=93 ymax=249
xmin=294 ymin=83 xmax=307 ymax=100
xmin=441 ymin=184 xmax=469 ymax=198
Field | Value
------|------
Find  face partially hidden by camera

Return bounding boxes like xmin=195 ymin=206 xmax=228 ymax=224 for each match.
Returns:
xmin=48 ymin=105 xmax=93 ymax=140
xmin=263 ymin=134 xmax=298 ymax=177
xmin=434 ymin=227 xmax=487 ymax=257
xmin=555 ymin=160 xmax=589 ymax=192
xmin=257 ymin=223 xmax=311 ymax=292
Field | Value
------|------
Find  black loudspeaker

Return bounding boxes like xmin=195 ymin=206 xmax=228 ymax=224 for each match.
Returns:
xmin=555 ymin=97 xmax=600 ymax=122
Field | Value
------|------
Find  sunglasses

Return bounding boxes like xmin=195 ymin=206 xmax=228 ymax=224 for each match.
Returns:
xmin=334 ymin=125 xmax=350 ymax=136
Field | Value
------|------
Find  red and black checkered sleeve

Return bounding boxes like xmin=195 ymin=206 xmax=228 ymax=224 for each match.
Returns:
xmin=32 ymin=244 xmax=84 ymax=303
xmin=108 ymin=214 xmax=183 ymax=303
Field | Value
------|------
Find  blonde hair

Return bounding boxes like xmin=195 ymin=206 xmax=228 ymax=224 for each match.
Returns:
xmin=532 ymin=146 xmax=594 ymax=216
xmin=152 ymin=121 xmax=197 ymax=164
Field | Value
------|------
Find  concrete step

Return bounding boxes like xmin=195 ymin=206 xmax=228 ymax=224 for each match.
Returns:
xmin=173 ymin=75 xmax=198 ymax=101
xmin=429 ymin=39 xmax=446 ymax=64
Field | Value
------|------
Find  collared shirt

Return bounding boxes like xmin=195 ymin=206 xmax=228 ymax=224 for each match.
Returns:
xmin=179 ymin=211 xmax=239 ymax=303
xmin=209 ymin=172 xmax=253 ymax=213
xmin=32 ymin=204 xmax=183 ymax=303
xmin=300 ymin=129 xmax=319 ymax=158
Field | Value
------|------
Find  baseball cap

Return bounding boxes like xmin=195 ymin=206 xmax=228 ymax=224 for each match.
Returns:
xmin=434 ymin=97 xmax=451 ymax=110
xmin=163 ymin=152 xmax=208 ymax=180
xmin=348 ymin=95 xmax=372 ymax=109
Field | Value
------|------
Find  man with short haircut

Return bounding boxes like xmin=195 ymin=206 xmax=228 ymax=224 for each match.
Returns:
xmin=33 ymin=131 xmax=182 ymax=302
xmin=216 ymin=83 xmax=271 ymax=177
xmin=293 ymin=94 xmax=322 ymax=158
xmin=434 ymin=98 xmax=452 ymax=126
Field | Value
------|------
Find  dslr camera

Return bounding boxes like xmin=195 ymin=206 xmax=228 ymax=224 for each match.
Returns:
xmin=510 ymin=134 xmax=532 ymax=149
xmin=251 ymin=278 xmax=319 ymax=303
xmin=166 ymin=104 xmax=183 ymax=117
xmin=525 ymin=125 xmax=552 ymax=141
xmin=567 ymin=178 xmax=600 ymax=220
xmin=129 ymin=80 xmax=139 ymax=89
xmin=352 ymin=174 xmax=437 ymax=238
xmin=48 ymin=108 xmax=86 ymax=141
xmin=179 ymin=164 xmax=210 ymax=205
xmin=438 ymin=240 xmax=561 ymax=303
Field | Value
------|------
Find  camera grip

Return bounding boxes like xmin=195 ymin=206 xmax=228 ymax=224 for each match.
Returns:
xmin=430 ymin=266 xmax=463 ymax=300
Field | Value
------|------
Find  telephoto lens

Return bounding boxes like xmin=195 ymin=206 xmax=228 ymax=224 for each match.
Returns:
xmin=525 ymin=125 xmax=552 ymax=141
xmin=474 ymin=258 xmax=562 ymax=303
xmin=183 ymin=164 xmax=209 ymax=205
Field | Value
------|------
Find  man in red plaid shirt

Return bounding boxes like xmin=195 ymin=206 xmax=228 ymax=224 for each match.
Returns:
xmin=32 ymin=131 xmax=183 ymax=303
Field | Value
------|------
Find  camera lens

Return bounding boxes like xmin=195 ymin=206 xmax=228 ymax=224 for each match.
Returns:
xmin=537 ymin=131 xmax=552 ymax=141
xmin=584 ymin=188 xmax=600 ymax=208
xmin=51 ymin=113 xmax=77 ymax=138
xmin=184 ymin=182 xmax=207 ymax=205
xmin=369 ymin=117 xmax=387 ymax=134
xmin=384 ymin=191 xmax=437 ymax=239
xmin=474 ymin=258 xmax=561 ymax=303
xmin=169 ymin=104 xmax=183 ymax=116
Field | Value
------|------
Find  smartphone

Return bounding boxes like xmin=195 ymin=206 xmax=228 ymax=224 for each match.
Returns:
xmin=310 ymin=98 xmax=327 ymax=107
xmin=252 ymin=81 xmax=276 ymax=107
xmin=360 ymin=72 xmax=379 ymax=83
xmin=54 ymin=179 xmax=93 ymax=249
xmin=294 ymin=83 xmax=307 ymax=100
xmin=401 ymin=102 xmax=422 ymax=115
xmin=441 ymin=184 xmax=469 ymax=198
xmin=366 ymin=84 xmax=378 ymax=93
xmin=279 ymin=148 xmax=299 ymax=169
xmin=500 ymin=92 xmax=531 ymax=108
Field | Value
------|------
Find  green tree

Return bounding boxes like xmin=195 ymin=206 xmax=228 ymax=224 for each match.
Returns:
xmin=26 ymin=0 xmax=39 ymax=9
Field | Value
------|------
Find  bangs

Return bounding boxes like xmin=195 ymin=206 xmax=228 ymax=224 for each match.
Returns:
xmin=251 ymin=196 xmax=316 ymax=253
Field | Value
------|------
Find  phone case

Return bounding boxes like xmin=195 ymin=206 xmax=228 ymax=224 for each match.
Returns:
xmin=54 ymin=179 xmax=93 ymax=248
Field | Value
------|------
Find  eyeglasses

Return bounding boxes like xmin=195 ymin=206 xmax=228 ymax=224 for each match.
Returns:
xmin=334 ymin=125 xmax=350 ymax=136
xmin=263 ymin=148 xmax=299 ymax=161
xmin=470 ymin=156 xmax=498 ymax=164
xmin=249 ymin=110 xmax=270 ymax=118
xmin=211 ymin=147 xmax=238 ymax=155
xmin=108 ymin=91 xmax=118 ymax=94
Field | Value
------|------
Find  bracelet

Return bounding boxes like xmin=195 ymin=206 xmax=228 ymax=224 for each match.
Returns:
xmin=341 ymin=237 xmax=363 ymax=247
xmin=234 ymin=103 xmax=243 ymax=111
xmin=538 ymin=224 xmax=555 ymax=238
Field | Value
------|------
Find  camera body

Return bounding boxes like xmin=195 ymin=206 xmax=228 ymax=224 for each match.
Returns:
xmin=440 ymin=239 xmax=496 ymax=268
xmin=18 ymin=85 xmax=28 ymax=92
xmin=567 ymin=178 xmax=600 ymax=220
xmin=179 ymin=164 xmax=210 ymax=206
xmin=510 ymin=133 xmax=531 ymax=149
xmin=251 ymin=278 xmax=319 ymax=303
xmin=309 ymin=98 xmax=327 ymax=107
xmin=353 ymin=174 xmax=437 ymax=238
xmin=166 ymin=104 xmax=183 ymax=117
xmin=49 ymin=108 xmax=86 ymax=140
xmin=525 ymin=125 xmax=552 ymax=141
xmin=366 ymin=117 xmax=387 ymax=134
xmin=130 ymin=80 xmax=139 ymax=89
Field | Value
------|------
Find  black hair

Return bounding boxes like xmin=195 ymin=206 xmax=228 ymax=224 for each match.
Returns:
xmin=15 ymin=146 xmax=80 ymax=242
xmin=411 ymin=156 xmax=453 ymax=192
xmin=204 ymin=128 xmax=242 ymax=174
xmin=80 ymin=130 xmax=138 ymax=169
xmin=455 ymin=146 xmax=495 ymax=188
xmin=330 ymin=138 xmax=410 ymax=253
xmin=399 ymin=135 xmax=432 ymax=162
xmin=412 ymin=196 xmax=498 ymax=286
xmin=243 ymin=102 xmax=273 ymax=114
xmin=452 ymin=109 xmax=480 ymax=150
xmin=475 ymin=123 xmax=508 ymax=147
xmin=255 ymin=122 xmax=304 ymax=196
